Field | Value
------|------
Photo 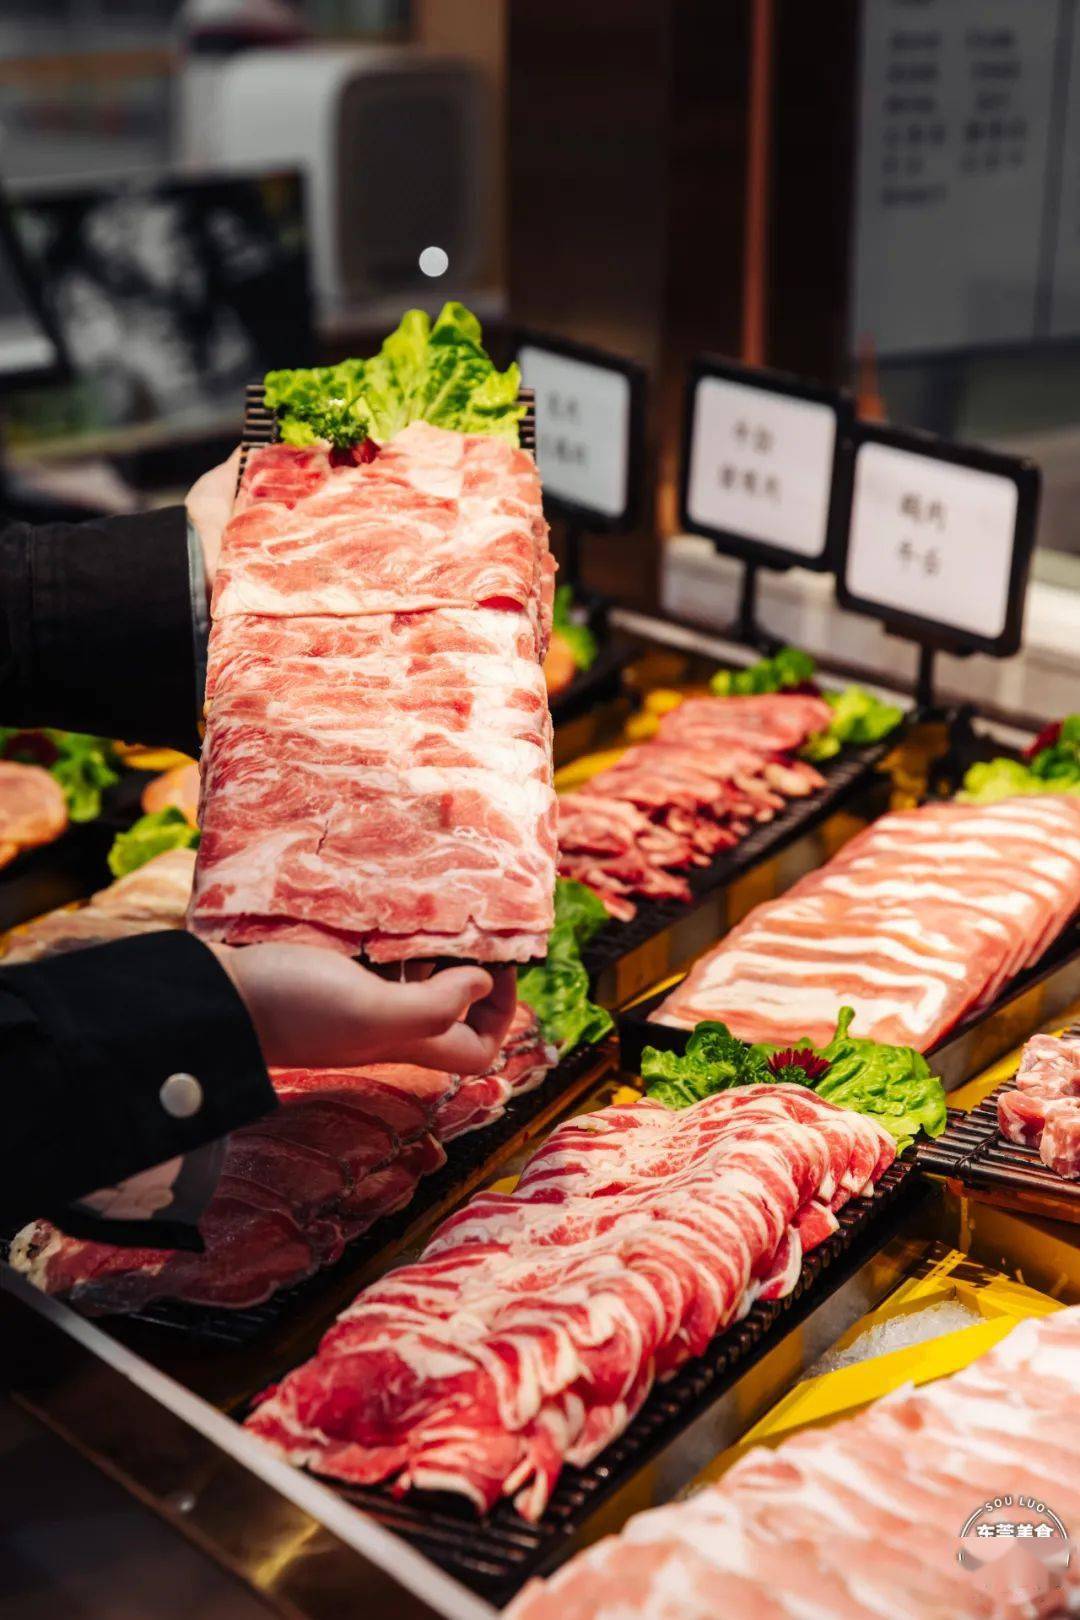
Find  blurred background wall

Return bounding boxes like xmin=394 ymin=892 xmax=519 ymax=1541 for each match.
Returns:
xmin=2 ymin=0 xmax=1080 ymax=609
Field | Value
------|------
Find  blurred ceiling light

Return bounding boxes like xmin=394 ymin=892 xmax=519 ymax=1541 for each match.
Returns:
xmin=418 ymin=245 xmax=449 ymax=278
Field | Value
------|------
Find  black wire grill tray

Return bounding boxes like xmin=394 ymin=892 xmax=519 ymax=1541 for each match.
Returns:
xmin=918 ymin=1020 xmax=1080 ymax=1221
xmin=239 ymin=382 xmax=536 ymax=477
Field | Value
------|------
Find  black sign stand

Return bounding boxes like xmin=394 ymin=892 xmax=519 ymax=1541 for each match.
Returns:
xmin=834 ymin=421 xmax=1041 ymax=715
xmin=679 ymin=356 xmax=853 ymax=653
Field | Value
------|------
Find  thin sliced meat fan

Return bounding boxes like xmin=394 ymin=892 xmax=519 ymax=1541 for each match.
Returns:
xmin=507 ymin=1306 xmax=1080 ymax=1620
xmin=557 ymin=694 xmax=830 ymax=922
xmin=656 ymin=795 xmax=1080 ymax=1050
xmin=243 ymin=1083 xmax=894 ymax=1519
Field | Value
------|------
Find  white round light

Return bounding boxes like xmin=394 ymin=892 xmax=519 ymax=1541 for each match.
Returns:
xmin=419 ymin=245 xmax=449 ymax=278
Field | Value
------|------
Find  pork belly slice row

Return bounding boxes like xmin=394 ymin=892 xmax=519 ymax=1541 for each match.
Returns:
xmin=506 ymin=1306 xmax=1080 ymax=1620
xmin=556 ymin=694 xmax=830 ymax=922
xmin=243 ymin=1084 xmax=894 ymax=1519
xmin=656 ymin=794 xmax=1080 ymax=1049
xmin=195 ymin=421 xmax=556 ymax=962
xmin=11 ymin=1005 xmax=556 ymax=1313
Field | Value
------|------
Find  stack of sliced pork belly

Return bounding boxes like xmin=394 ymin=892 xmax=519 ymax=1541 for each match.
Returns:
xmin=506 ymin=1307 xmax=1080 ymax=1620
xmin=244 ymin=1083 xmax=894 ymax=1517
xmin=189 ymin=423 xmax=557 ymax=962
xmin=998 ymin=1030 xmax=1080 ymax=1179
xmin=11 ymin=1001 xmax=556 ymax=1313
xmin=656 ymin=795 xmax=1080 ymax=1049
xmin=558 ymin=695 xmax=829 ymax=921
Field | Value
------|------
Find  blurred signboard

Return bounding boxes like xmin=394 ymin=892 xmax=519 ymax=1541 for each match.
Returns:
xmin=852 ymin=0 xmax=1079 ymax=355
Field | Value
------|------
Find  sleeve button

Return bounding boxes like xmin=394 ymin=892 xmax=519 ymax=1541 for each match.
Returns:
xmin=160 ymin=1072 xmax=203 ymax=1119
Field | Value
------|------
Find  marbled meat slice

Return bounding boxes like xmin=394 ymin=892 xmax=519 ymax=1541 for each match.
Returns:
xmin=190 ymin=753 xmax=556 ymax=958
xmin=205 ymin=606 xmax=541 ymax=702
xmin=11 ymin=1006 xmax=555 ymax=1313
xmin=504 ymin=1308 xmax=1080 ymax=1620
xmin=997 ymin=1028 xmax=1080 ymax=1178
xmin=215 ymin=424 xmax=548 ymax=621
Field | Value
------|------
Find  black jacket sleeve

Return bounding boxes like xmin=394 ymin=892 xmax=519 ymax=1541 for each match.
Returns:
xmin=0 ymin=931 xmax=275 ymax=1240
xmin=0 ymin=506 xmax=202 ymax=754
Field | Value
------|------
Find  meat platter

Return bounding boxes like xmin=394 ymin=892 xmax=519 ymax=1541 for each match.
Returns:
xmin=226 ymin=1079 xmax=924 ymax=1608
xmin=919 ymin=1024 xmax=1080 ymax=1223
xmin=621 ymin=925 xmax=1080 ymax=1092
xmin=619 ymin=793 xmax=1080 ymax=1090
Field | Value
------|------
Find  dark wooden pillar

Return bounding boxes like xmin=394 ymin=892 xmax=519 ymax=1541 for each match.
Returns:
xmin=507 ymin=0 xmax=751 ymax=607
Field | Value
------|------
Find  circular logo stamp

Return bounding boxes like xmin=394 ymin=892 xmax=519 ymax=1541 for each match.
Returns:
xmin=958 ymin=1494 xmax=1071 ymax=1609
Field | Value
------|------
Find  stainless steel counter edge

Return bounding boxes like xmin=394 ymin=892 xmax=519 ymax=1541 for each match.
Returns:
xmin=1 ymin=1263 xmax=498 ymax=1620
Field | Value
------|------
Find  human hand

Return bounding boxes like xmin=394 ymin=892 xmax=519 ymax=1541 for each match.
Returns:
xmin=186 ymin=447 xmax=241 ymax=587
xmin=209 ymin=941 xmax=518 ymax=1074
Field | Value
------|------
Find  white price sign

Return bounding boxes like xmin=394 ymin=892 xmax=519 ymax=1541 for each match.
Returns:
xmin=838 ymin=427 xmax=1039 ymax=657
xmin=681 ymin=363 xmax=848 ymax=571
xmin=518 ymin=340 xmax=642 ymax=525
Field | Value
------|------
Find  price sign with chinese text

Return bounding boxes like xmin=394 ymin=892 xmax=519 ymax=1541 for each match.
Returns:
xmin=680 ymin=358 xmax=851 ymax=571
xmin=836 ymin=423 xmax=1040 ymax=657
xmin=517 ymin=333 xmax=646 ymax=529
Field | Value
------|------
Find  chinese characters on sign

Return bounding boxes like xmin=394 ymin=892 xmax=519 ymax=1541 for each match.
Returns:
xmin=844 ymin=439 xmax=1020 ymax=642
xmin=716 ymin=419 xmax=782 ymax=503
xmin=684 ymin=375 xmax=839 ymax=563
xmin=542 ymin=390 xmax=587 ymax=470
xmin=853 ymin=0 xmax=1064 ymax=353
xmin=896 ymin=490 xmax=946 ymax=577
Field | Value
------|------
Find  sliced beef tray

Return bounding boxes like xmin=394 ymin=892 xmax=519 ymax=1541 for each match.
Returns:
xmin=507 ymin=1306 xmax=1080 ymax=1620
xmin=11 ymin=1002 xmax=556 ymax=1313
xmin=998 ymin=1030 xmax=1080 ymax=1180
xmin=557 ymin=695 xmax=830 ymax=921
xmin=190 ymin=421 xmax=558 ymax=962
xmin=656 ymin=795 xmax=1080 ymax=1049
xmin=244 ymin=1083 xmax=894 ymax=1519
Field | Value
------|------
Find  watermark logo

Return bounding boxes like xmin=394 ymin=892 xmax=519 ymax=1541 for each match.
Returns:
xmin=958 ymin=1494 xmax=1071 ymax=1609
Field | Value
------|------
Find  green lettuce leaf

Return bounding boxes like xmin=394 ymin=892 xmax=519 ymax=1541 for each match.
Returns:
xmin=644 ymin=1004 xmax=946 ymax=1153
xmin=959 ymin=757 xmax=1080 ymax=803
xmin=551 ymin=585 xmax=598 ymax=671
xmin=803 ymin=686 xmax=904 ymax=761
xmin=518 ymin=878 xmax=613 ymax=1056
xmin=709 ymin=645 xmax=816 ymax=698
xmin=0 ymin=728 xmax=120 ymax=822
xmin=812 ymin=1006 xmax=947 ymax=1154
xmin=108 ymin=808 xmax=200 ymax=878
xmin=641 ymin=1021 xmax=772 ymax=1108
xmin=265 ymin=303 xmax=523 ymax=450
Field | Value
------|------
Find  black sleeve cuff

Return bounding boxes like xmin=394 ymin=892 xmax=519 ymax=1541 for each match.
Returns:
xmin=0 ymin=507 xmax=200 ymax=753
xmin=0 ymin=931 xmax=275 ymax=1230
